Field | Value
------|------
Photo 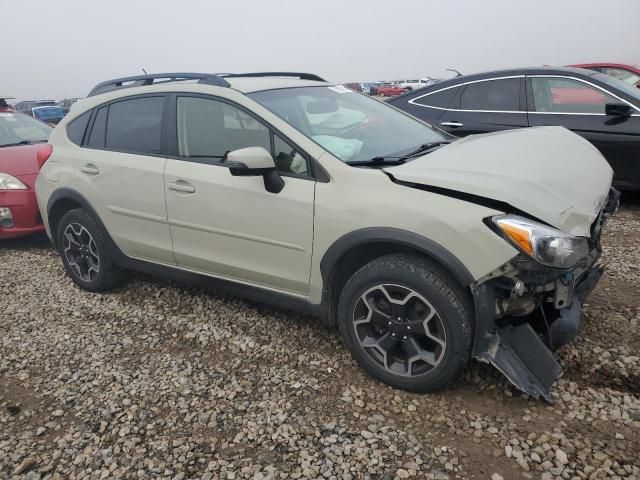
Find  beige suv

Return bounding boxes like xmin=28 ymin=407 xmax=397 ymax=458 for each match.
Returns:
xmin=36 ymin=72 xmax=618 ymax=400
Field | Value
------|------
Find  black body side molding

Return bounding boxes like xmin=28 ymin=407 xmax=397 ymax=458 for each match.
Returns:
xmin=46 ymin=188 xmax=316 ymax=316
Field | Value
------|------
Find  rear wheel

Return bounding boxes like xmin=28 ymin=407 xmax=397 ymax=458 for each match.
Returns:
xmin=337 ymin=254 xmax=472 ymax=392
xmin=56 ymin=209 xmax=127 ymax=292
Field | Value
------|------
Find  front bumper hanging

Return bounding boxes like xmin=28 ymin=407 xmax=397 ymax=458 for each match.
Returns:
xmin=471 ymin=188 xmax=618 ymax=401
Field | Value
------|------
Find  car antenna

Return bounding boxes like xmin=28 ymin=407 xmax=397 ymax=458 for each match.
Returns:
xmin=142 ymin=68 xmax=148 ymax=74
xmin=446 ymin=68 xmax=462 ymax=77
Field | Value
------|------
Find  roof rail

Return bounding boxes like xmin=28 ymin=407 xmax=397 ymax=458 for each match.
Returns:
xmin=88 ymin=72 xmax=231 ymax=97
xmin=219 ymin=72 xmax=327 ymax=82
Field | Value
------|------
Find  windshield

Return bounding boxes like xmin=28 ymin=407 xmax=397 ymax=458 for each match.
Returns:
xmin=250 ymin=86 xmax=446 ymax=164
xmin=0 ymin=111 xmax=52 ymax=147
xmin=592 ymin=73 xmax=640 ymax=104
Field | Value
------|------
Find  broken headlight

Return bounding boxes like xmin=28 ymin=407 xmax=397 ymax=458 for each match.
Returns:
xmin=492 ymin=215 xmax=589 ymax=269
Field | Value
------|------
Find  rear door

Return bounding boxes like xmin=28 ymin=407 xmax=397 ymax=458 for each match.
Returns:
xmin=75 ymin=95 xmax=174 ymax=263
xmin=435 ymin=76 xmax=528 ymax=136
xmin=526 ymin=75 xmax=640 ymax=189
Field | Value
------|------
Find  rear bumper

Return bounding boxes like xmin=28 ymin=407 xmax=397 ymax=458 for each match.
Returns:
xmin=0 ymin=189 xmax=44 ymax=240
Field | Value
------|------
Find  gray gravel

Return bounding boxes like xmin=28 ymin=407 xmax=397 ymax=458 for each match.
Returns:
xmin=1 ymin=202 xmax=639 ymax=479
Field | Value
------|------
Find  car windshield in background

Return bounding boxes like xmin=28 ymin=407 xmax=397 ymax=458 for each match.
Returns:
xmin=0 ymin=111 xmax=52 ymax=147
xmin=249 ymin=86 xmax=446 ymax=164
xmin=592 ymin=73 xmax=640 ymax=103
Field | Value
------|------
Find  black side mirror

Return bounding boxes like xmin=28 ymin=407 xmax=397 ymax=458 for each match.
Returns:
xmin=605 ymin=102 xmax=633 ymax=117
xmin=226 ymin=147 xmax=284 ymax=194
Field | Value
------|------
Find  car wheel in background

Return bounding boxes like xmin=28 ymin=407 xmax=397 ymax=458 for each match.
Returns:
xmin=56 ymin=208 xmax=127 ymax=292
xmin=337 ymin=254 xmax=473 ymax=392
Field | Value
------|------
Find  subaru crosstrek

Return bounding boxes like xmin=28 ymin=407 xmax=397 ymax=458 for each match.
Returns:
xmin=35 ymin=72 xmax=619 ymax=400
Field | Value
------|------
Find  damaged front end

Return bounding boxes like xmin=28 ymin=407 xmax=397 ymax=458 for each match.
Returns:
xmin=471 ymin=189 xmax=620 ymax=401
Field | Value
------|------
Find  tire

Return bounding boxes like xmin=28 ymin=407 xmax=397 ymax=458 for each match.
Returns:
xmin=56 ymin=208 xmax=127 ymax=292
xmin=337 ymin=254 xmax=473 ymax=392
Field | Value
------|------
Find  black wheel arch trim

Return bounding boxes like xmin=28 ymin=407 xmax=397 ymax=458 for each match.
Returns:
xmin=320 ymin=227 xmax=476 ymax=288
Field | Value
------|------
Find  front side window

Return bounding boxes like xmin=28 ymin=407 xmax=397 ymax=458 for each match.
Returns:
xmin=250 ymin=86 xmax=446 ymax=164
xmin=460 ymin=78 xmax=520 ymax=111
xmin=530 ymin=77 xmax=617 ymax=114
xmin=176 ymin=96 xmax=270 ymax=162
xmin=106 ymin=96 xmax=164 ymax=154
xmin=273 ymin=134 xmax=308 ymax=175
xmin=0 ymin=111 xmax=52 ymax=147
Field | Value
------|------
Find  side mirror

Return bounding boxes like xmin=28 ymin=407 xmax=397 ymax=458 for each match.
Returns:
xmin=605 ymin=102 xmax=633 ymax=117
xmin=227 ymin=146 xmax=284 ymax=194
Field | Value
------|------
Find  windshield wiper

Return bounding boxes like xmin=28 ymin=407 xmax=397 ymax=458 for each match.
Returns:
xmin=398 ymin=141 xmax=451 ymax=160
xmin=348 ymin=157 xmax=407 ymax=167
xmin=0 ymin=140 xmax=47 ymax=148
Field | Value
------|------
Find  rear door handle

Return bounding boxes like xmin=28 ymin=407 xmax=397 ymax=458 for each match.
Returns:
xmin=80 ymin=164 xmax=100 ymax=175
xmin=168 ymin=181 xmax=196 ymax=194
xmin=440 ymin=121 xmax=464 ymax=128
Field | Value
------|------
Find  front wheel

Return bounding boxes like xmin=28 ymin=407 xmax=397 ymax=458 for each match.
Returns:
xmin=337 ymin=254 xmax=473 ymax=392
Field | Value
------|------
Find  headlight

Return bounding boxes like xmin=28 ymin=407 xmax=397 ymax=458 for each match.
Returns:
xmin=492 ymin=215 xmax=589 ymax=269
xmin=0 ymin=172 xmax=27 ymax=190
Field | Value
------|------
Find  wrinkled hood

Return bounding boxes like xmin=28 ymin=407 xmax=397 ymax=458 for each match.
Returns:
xmin=383 ymin=127 xmax=613 ymax=237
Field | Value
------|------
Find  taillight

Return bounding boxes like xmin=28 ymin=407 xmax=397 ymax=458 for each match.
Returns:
xmin=36 ymin=144 xmax=53 ymax=169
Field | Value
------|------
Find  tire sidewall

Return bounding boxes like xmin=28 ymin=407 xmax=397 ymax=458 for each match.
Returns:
xmin=338 ymin=258 xmax=471 ymax=392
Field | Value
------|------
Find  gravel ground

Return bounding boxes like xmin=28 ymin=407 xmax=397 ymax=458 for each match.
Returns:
xmin=1 ymin=201 xmax=639 ymax=480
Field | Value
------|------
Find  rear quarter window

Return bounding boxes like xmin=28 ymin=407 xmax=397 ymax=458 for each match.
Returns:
xmin=66 ymin=111 xmax=91 ymax=146
xmin=411 ymin=87 xmax=460 ymax=109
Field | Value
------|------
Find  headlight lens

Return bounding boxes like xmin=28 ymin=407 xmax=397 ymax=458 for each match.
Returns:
xmin=0 ymin=172 xmax=27 ymax=190
xmin=492 ymin=215 xmax=589 ymax=269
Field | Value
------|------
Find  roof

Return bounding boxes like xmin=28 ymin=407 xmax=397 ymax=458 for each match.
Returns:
xmin=225 ymin=77 xmax=328 ymax=93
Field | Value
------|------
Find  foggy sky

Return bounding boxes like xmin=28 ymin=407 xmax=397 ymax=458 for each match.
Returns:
xmin=2 ymin=0 xmax=639 ymax=101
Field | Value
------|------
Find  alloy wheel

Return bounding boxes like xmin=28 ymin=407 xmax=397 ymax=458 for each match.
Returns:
xmin=352 ymin=284 xmax=447 ymax=377
xmin=63 ymin=223 xmax=100 ymax=282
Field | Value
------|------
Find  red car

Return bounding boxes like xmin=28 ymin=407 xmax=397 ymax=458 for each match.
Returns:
xmin=0 ymin=97 xmax=53 ymax=240
xmin=569 ymin=63 xmax=640 ymax=88
xmin=376 ymin=84 xmax=409 ymax=97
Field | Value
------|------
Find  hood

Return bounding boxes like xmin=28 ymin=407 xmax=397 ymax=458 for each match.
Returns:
xmin=0 ymin=144 xmax=42 ymax=177
xmin=383 ymin=126 xmax=612 ymax=237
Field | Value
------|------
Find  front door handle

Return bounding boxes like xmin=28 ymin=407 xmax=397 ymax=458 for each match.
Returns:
xmin=168 ymin=181 xmax=196 ymax=194
xmin=80 ymin=164 xmax=100 ymax=175
xmin=440 ymin=121 xmax=464 ymax=128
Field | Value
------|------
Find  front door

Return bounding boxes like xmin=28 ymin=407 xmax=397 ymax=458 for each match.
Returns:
xmin=164 ymin=95 xmax=315 ymax=295
xmin=526 ymin=75 xmax=640 ymax=189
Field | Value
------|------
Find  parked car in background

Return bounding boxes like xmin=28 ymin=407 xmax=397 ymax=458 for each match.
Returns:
xmin=0 ymin=97 xmax=53 ymax=239
xmin=57 ymin=97 xmax=82 ymax=114
xmin=376 ymin=84 xmax=409 ymax=97
xmin=14 ymin=100 xmax=65 ymax=124
xmin=570 ymin=63 xmax=640 ymax=89
xmin=395 ymin=78 xmax=436 ymax=91
xmin=36 ymin=72 xmax=618 ymax=400
xmin=388 ymin=67 xmax=640 ymax=190
xmin=344 ymin=83 xmax=371 ymax=95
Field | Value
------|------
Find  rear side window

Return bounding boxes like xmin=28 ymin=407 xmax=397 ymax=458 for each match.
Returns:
xmin=87 ymin=106 xmax=107 ymax=148
xmin=460 ymin=78 xmax=520 ymax=111
xmin=66 ymin=111 xmax=91 ymax=146
xmin=413 ymin=87 xmax=460 ymax=108
xmin=106 ymin=97 xmax=164 ymax=154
